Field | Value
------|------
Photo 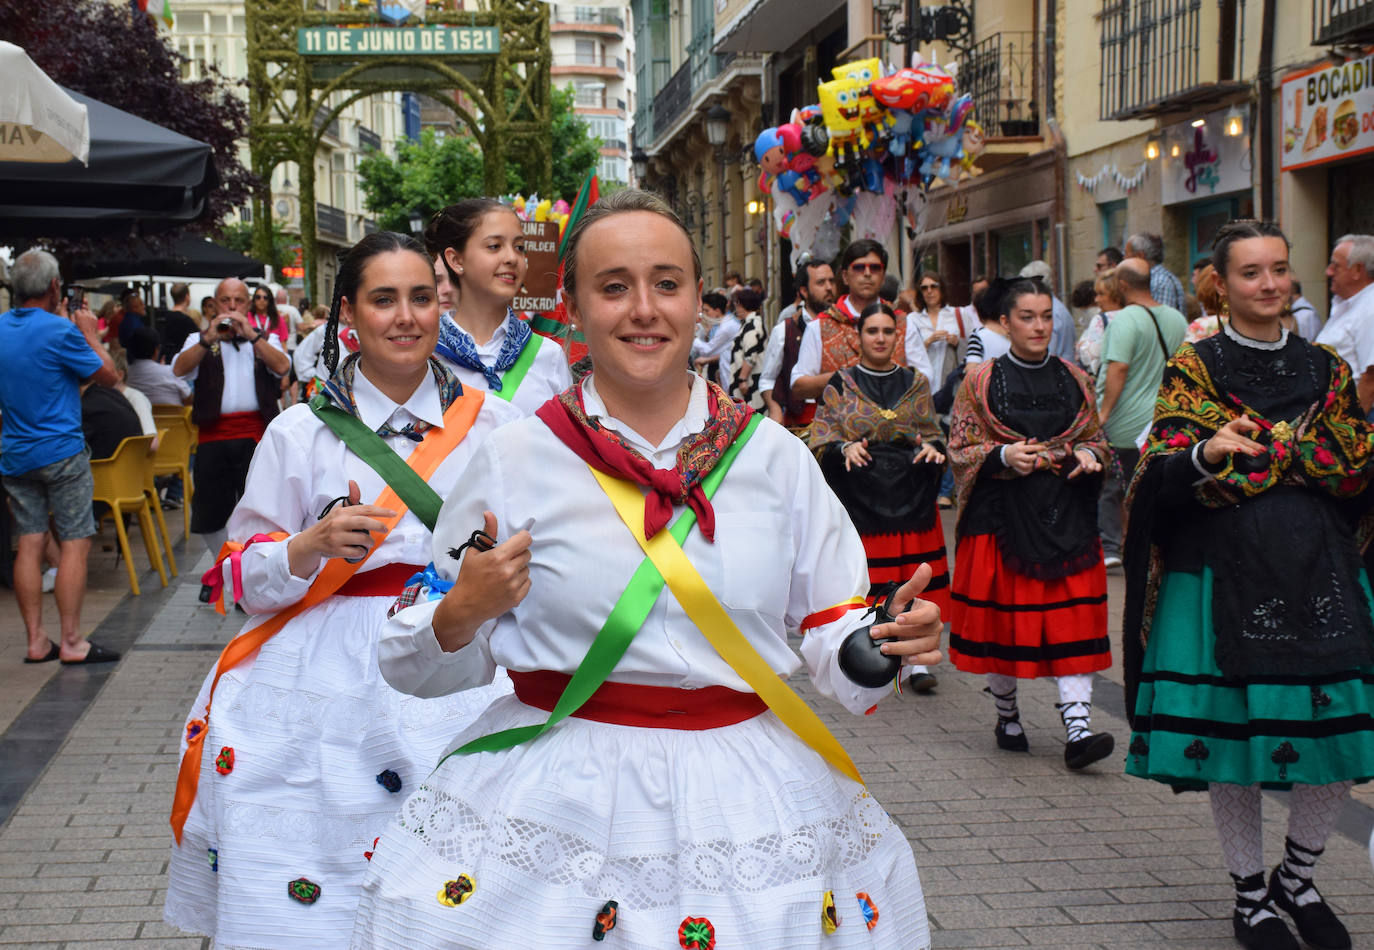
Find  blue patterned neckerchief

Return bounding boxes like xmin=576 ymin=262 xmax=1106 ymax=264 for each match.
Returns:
xmin=320 ymin=353 xmax=462 ymax=441
xmin=435 ymin=308 xmax=531 ymax=392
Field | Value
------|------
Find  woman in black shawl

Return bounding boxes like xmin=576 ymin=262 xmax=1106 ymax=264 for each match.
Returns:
xmin=1123 ymin=220 xmax=1374 ymax=950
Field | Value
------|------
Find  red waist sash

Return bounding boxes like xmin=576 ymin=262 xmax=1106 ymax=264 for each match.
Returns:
xmin=510 ymin=669 xmax=767 ymax=730
xmin=198 ymin=410 xmax=267 ymax=444
xmin=335 ymin=562 xmax=424 ymax=597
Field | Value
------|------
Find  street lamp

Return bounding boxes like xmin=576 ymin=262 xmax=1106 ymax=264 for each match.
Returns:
xmin=705 ymin=105 xmax=731 ymax=149
xmin=408 ymin=207 xmax=425 ymax=236
xmin=1224 ymin=103 xmax=1246 ymax=137
xmin=631 ymin=146 xmax=649 ymax=183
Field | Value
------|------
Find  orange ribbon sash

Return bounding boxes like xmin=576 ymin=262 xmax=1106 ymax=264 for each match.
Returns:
xmin=170 ymin=390 xmax=484 ymax=843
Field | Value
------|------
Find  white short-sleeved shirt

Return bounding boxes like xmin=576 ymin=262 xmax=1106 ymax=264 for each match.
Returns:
xmin=1317 ymin=282 xmax=1374 ymax=374
xmin=174 ymin=331 xmax=288 ymax=414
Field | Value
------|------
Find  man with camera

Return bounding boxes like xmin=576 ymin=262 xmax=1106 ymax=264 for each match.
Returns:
xmin=1 ymin=249 xmax=122 ymax=665
xmin=172 ymin=277 xmax=290 ymax=555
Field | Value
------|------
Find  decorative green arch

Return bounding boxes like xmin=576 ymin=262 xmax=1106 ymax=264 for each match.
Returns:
xmin=245 ymin=0 xmax=551 ymax=300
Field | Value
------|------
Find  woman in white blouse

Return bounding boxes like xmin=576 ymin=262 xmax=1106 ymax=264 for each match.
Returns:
xmin=353 ymin=190 xmax=944 ymax=948
xmin=910 ymin=272 xmax=971 ymax=385
xmin=164 ymin=232 xmax=522 ymax=946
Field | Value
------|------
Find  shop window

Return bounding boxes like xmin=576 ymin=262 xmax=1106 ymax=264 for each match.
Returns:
xmin=1189 ymin=197 xmax=1241 ymax=267
xmin=995 ymin=226 xmax=1033 ymax=278
xmin=1330 ymin=160 xmax=1374 ymax=244
xmin=973 ymin=233 xmax=987 ymax=279
xmin=1099 ymin=199 xmax=1128 ymax=252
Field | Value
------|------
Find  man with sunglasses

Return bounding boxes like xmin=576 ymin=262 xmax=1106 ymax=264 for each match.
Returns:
xmin=789 ymin=240 xmax=932 ymax=401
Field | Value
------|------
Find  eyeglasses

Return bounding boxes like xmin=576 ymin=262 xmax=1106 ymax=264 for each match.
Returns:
xmin=919 ymin=283 xmax=939 ymax=290
xmin=849 ymin=262 xmax=883 ymax=274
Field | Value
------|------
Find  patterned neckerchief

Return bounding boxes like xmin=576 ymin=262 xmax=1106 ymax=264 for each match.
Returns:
xmin=320 ymin=353 xmax=462 ymax=441
xmin=435 ymin=309 xmax=531 ymax=392
xmin=534 ymin=377 xmax=752 ymax=541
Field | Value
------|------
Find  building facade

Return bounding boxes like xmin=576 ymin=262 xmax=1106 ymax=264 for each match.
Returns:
xmin=170 ymin=1 xmax=409 ymax=303
xmin=550 ymin=3 xmax=634 ymax=186
xmin=1062 ymin=0 xmax=1374 ymax=318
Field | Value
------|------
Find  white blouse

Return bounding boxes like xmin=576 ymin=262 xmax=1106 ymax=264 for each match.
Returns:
xmin=437 ymin=316 xmax=574 ymax=416
xmin=379 ymin=372 xmax=899 ymax=717
xmin=221 ymin=365 xmax=523 ymax=614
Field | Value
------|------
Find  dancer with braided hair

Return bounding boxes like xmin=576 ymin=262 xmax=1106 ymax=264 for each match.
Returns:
xmin=946 ymin=278 xmax=1116 ymax=771
xmin=423 ymin=198 xmax=572 ymax=414
xmin=1124 ymin=220 xmax=1374 ymax=950
xmin=164 ymin=232 xmax=522 ymax=947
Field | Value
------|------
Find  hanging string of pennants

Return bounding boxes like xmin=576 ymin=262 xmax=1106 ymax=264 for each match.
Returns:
xmin=1075 ymin=161 xmax=1149 ymax=193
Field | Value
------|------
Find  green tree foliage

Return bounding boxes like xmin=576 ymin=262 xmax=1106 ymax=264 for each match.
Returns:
xmin=508 ymin=85 xmax=603 ymax=200
xmin=0 ymin=0 xmax=253 ymax=243
xmin=220 ymin=221 xmax=295 ymax=285
xmin=358 ymin=85 xmax=601 ymax=228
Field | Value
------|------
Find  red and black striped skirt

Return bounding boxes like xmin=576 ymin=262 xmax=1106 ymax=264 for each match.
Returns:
xmin=860 ymin=512 xmax=949 ymax=612
xmin=948 ymin=532 xmax=1110 ymax=678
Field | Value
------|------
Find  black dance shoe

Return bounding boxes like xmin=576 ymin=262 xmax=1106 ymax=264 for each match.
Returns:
xmin=906 ymin=671 xmax=938 ymax=693
xmin=994 ymin=717 xmax=1028 ymax=752
xmin=1267 ymin=869 xmax=1351 ymax=950
xmin=1064 ymin=732 xmax=1115 ymax=770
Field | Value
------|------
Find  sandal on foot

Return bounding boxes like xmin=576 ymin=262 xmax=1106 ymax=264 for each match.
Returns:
xmin=60 ymin=642 xmax=121 ymax=665
xmin=24 ymin=640 xmax=60 ymax=663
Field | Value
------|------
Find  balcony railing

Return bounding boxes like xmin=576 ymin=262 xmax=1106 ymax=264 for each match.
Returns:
xmin=316 ymin=202 xmax=348 ymax=241
xmin=1314 ymin=0 xmax=1374 ymax=44
xmin=570 ymin=7 xmax=624 ymax=28
xmin=1099 ymin=0 xmax=1247 ymax=120
xmin=357 ymin=126 xmax=381 ymax=152
xmin=963 ymin=32 xmax=1042 ymax=138
xmin=653 ymin=60 xmax=693 ymax=135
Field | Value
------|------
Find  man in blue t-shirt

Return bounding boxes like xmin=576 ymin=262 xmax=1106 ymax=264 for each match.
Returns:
xmin=0 ymin=249 xmax=121 ymax=665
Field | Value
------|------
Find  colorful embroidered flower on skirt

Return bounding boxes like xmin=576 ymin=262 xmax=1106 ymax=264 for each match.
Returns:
xmin=821 ymin=890 xmax=839 ymax=934
xmin=437 ymin=874 xmax=475 ymax=907
xmin=214 ymin=747 xmax=234 ymax=775
xmin=678 ymin=916 xmax=715 ymax=949
xmin=856 ymin=892 xmax=879 ymax=931
xmin=375 ymin=769 xmax=402 ymax=793
xmin=364 ymin=837 xmax=379 ymax=862
xmin=287 ymin=877 xmax=320 ymax=904
xmin=592 ymin=900 xmax=618 ymax=940
xmin=185 ymin=718 xmax=206 ymax=743
xmin=207 ymin=848 xmax=218 ymax=873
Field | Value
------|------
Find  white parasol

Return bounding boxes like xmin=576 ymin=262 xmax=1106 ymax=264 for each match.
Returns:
xmin=0 ymin=40 xmax=90 ymax=165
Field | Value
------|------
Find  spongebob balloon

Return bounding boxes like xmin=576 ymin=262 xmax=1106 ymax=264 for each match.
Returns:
xmin=817 ymin=76 xmax=873 ymax=190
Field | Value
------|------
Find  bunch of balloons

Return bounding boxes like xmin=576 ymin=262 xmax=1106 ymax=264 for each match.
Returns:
xmin=753 ymin=58 xmax=985 ymax=211
xmin=505 ymin=194 xmax=573 ymax=237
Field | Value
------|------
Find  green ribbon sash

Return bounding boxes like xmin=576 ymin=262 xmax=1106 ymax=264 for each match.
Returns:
xmin=442 ymin=413 xmax=763 ymax=761
xmin=493 ymin=333 xmax=542 ymax=402
xmin=308 ymin=397 xmax=444 ymax=531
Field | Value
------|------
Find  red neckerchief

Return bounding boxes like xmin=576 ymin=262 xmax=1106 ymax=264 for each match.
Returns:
xmin=834 ymin=295 xmax=861 ymax=323
xmin=535 ymin=378 xmax=752 ymax=541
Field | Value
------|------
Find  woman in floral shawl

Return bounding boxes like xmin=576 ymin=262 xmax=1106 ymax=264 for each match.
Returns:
xmin=947 ymin=278 xmax=1116 ymax=771
xmin=1122 ymin=220 xmax=1374 ymax=950
xmin=810 ymin=301 xmax=948 ymax=692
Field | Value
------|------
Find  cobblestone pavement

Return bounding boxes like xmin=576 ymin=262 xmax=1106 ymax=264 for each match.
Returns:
xmin=1 ymin=549 xmax=1371 ymax=948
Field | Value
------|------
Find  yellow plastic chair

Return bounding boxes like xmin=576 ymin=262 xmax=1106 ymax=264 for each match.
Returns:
xmin=151 ymin=405 xmax=197 ymax=540
xmin=143 ymin=427 xmax=177 ymax=577
xmin=90 ymin=434 xmax=168 ymax=595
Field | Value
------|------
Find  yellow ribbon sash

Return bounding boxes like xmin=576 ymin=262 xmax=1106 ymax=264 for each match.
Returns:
xmin=589 ymin=468 xmax=865 ymax=786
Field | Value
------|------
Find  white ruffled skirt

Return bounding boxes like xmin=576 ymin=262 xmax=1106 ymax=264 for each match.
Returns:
xmin=350 ymin=692 xmax=930 ymax=949
xmin=162 ymin=593 xmax=512 ymax=949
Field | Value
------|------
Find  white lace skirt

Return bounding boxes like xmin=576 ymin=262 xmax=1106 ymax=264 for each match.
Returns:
xmin=162 ymin=593 xmax=512 ymax=949
xmin=351 ymin=693 xmax=930 ymax=949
